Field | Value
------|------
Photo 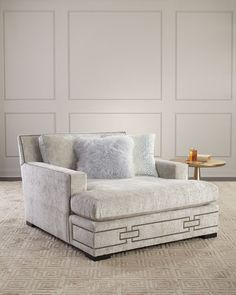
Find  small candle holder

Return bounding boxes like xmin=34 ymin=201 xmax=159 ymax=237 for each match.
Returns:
xmin=189 ymin=148 xmax=197 ymax=162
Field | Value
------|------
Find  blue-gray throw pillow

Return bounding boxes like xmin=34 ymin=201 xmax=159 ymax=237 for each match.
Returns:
xmin=131 ymin=134 xmax=158 ymax=177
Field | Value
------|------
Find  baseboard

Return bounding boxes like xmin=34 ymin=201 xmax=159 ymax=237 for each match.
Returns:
xmin=0 ymin=177 xmax=22 ymax=181
xmin=0 ymin=177 xmax=235 ymax=182
xmin=201 ymin=177 xmax=236 ymax=181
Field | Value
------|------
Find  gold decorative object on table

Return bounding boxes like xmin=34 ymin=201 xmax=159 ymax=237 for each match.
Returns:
xmin=172 ymin=155 xmax=226 ymax=180
xmin=188 ymin=148 xmax=197 ymax=162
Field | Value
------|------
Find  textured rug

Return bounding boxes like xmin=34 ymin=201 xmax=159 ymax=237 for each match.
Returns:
xmin=0 ymin=181 xmax=236 ymax=295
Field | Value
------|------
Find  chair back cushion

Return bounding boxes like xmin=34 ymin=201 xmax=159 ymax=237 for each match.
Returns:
xmin=18 ymin=135 xmax=43 ymax=165
xmin=38 ymin=132 xmax=125 ymax=169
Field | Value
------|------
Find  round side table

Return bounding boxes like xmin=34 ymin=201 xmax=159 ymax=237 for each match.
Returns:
xmin=173 ymin=157 xmax=226 ymax=180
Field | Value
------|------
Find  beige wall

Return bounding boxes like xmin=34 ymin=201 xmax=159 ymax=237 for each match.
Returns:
xmin=0 ymin=0 xmax=235 ymax=177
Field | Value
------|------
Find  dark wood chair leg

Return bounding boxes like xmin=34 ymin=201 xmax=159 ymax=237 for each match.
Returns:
xmin=201 ymin=233 xmax=217 ymax=239
xmin=84 ymin=252 xmax=112 ymax=261
xmin=26 ymin=221 xmax=36 ymax=227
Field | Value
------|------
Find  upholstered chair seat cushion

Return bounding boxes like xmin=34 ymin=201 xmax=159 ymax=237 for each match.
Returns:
xmin=71 ymin=177 xmax=218 ymax=221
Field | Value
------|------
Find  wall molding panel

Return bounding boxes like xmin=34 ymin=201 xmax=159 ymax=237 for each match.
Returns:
xmin=68 ymin=10 xmax=162 ymax=100
xmin=175 ymin=11 xmax=233 ymax=101
xmin=3 ymin=10 xmax=56 ymax=100
xmin=0 ymin=0 xmax=235 ymax=177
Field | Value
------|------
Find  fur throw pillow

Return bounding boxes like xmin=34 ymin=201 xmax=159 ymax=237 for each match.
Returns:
xmin=74 ymin=135 xmax=134 ymax=179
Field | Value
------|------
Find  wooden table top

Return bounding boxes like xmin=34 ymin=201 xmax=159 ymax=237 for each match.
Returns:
xmin=173 ymin=157 xmax=226 ymax=168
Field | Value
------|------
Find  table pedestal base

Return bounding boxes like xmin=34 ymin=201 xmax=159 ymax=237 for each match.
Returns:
xmin=194 ymin=167 xmax=201 ymax=180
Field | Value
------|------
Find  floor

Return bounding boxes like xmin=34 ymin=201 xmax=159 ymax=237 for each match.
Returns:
xmin=0 ymin=181 xmax=236 ymax=295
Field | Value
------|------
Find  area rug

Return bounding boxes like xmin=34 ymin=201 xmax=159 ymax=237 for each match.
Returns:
xmin=0 ymin=181 xmax=236 ymax=295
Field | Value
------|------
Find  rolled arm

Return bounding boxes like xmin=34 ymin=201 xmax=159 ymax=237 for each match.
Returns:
xmin=155 ymin=159 xmax=188 ymax=180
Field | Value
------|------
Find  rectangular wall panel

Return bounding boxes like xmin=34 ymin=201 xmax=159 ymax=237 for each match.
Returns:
xmin=69 ymin=11 xmax=162 ymax=100
xmin=69 ymin=113 xmax=162 ymax=156
xmin=5 ymin=113 xmax=56 ymax=157
xmin=176 ymin=12 xmax=232 ymax=100
xmin=175 ymin=113 xmax=232 ymax=157
xmin=4 ymin=11 xmax=55 ymax=100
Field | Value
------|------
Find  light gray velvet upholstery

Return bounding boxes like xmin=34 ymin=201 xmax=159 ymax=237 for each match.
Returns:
xmin=71 ymin=177 xmax=218 ymax=221
xmin=19 ymin=133 xmax=219 ymax=259
xmin=39 ymin=134 xmax=78 ymax=169
xmin=155 ymin=158 xmax=188 ymax=179
xmin=70 ymin=203 xmax=219 ymax=257
xmin=22 ymin=162 xmax=86 ymax=242
xmin=18 ymin=135 xmax=43 ymax=165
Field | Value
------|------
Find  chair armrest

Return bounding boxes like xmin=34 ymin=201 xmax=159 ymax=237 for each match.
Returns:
xmin=23 ymin=162 xmax=87 ymax=195
xmin=21 ymin=162 xmax=87 ymax=242
xmin=155 ymin=159 xmax=188 ymax=180
xmin=21 ymin=162 xmax=87 ymax=213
